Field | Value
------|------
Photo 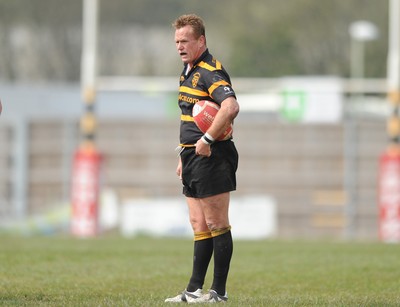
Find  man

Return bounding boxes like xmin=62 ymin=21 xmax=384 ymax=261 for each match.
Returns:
xmin=165 ymin=14 xmax=239 ymax=304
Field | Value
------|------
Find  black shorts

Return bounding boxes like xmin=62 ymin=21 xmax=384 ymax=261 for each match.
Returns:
xmin=180 ymin=140 xmax=239 ymax=198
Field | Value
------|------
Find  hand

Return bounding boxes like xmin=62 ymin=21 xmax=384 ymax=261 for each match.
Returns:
xmin=195 ymin=139 xmax=211 ymax=157
xmin=176 ymin=158 xmax=182 ymax=180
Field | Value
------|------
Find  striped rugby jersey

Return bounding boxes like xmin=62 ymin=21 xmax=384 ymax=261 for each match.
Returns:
xmin=178 ymin=49 xmax=236 ymax=146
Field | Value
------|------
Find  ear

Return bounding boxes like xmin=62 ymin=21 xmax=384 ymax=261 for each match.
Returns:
xmin=198 ymin=35 xmax=206 ymax=47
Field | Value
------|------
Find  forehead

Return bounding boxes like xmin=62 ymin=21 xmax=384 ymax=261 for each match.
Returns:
xmin=175 ymin=25 xmax=196 ymax=40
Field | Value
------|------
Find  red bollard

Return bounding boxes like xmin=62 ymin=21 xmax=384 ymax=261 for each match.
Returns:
xmin=378 ymin=150 xmax=400 ymax=242
xmin=71 ymin=147 xmax=102 ymax=237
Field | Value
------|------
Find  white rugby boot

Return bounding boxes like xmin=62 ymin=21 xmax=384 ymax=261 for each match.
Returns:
xmin=187 ymin=289 xmax=228 ymax=304
xmin=164 ymin=288 xmax=203 ymax=303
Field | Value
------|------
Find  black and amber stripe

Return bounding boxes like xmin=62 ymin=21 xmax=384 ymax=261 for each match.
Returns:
xmin=177 ymin=49 xmax=235 ymax=146
xmin=194 ymin=230 xmax=213 ymax=241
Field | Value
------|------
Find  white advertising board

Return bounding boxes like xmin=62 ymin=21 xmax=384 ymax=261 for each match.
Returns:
xmin=120 ymin=196 xmax=277 ymax=240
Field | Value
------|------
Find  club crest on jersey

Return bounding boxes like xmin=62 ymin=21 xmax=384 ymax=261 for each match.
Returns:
xmin=192 ymin=72 xmax=200 ymax=88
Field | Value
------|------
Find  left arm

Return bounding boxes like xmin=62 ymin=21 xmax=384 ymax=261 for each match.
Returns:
xmin=195 ymin=96 xmax=239 ymax=156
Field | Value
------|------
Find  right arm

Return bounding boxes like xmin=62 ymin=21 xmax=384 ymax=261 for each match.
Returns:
xmin=176 ymin=157 xmax=182 ymax=180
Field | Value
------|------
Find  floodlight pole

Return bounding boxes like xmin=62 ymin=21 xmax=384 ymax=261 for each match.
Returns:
xmin=70 ymin=0 xmax=101 ymax=237
xmin=345 ymin=21 xmax=378 ymax=239
xmin=349 ymin=20 xmax=378 ymax=81
xmin=378 ymin=0 xmax=400 ymax=243
xmin=81 ymin=0 xmax=98 ymax=147
xmin=388 ymin=0 xmax=400 ymax=131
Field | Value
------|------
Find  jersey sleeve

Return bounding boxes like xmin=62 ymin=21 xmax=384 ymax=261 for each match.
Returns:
xmin=205 ymin=70 xmax=236 ymax=105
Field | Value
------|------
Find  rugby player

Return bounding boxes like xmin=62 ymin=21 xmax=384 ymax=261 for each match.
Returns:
xmin=165 ymin=14 xmax=239 ymax=304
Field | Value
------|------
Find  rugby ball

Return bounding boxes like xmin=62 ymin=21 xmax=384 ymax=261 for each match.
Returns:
xmin=192 ymin=100 xmax=233 ymax=141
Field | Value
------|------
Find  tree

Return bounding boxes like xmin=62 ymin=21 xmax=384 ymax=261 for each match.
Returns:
xmin=0 ymin=0 xmax=390 ymax=81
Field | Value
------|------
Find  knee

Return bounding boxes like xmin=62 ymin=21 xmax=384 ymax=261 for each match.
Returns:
xmin=205 ymin=219 xmax=229 ymax=232
xmin=189 ymin=216 xmax=209 ymax=233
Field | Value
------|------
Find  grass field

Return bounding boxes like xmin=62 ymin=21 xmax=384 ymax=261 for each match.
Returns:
xmin=1 ymin=235 xmax=400 ymax=306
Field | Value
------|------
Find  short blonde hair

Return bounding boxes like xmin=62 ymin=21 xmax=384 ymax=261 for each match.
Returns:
xmin=172 ymin=14 xmax=206 ymax=39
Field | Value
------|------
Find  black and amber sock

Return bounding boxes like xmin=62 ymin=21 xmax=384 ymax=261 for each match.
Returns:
xmin=186 ymin=231 xmax=214 ymax=292
xmin=210 ymin=226 xmax=233 ymax=296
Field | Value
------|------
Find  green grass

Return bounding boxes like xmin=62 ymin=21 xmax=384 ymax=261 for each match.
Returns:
xmin=1 ymin=236 xmax=400 ymax=306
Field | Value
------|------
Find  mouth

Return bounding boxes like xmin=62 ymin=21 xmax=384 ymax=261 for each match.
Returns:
xmin=179 ymin=52 xmax=187 ymax=57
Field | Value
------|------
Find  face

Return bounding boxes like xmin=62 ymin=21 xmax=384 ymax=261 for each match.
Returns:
xmin=175 ymin=25 xmax=205 ymax=66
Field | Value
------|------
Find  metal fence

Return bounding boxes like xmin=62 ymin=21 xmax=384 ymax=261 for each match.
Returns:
xmin=0 ymin=79 xmax=390 ymax=239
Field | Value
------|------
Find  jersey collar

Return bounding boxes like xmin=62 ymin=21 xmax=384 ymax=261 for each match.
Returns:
xmin=183 ymin=49 xmax=210 ymax=76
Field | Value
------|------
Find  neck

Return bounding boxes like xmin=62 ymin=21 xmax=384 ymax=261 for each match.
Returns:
xmin=188 ymin=47 xmax=207 ymax=69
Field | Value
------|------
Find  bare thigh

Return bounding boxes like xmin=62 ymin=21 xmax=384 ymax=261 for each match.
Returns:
xmin=186 ymin=192 xmax=230 ymax=233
